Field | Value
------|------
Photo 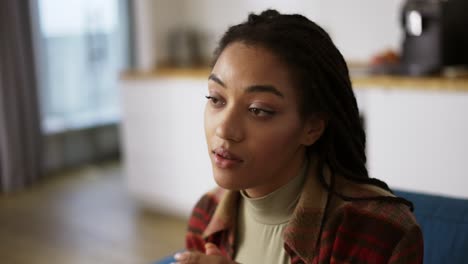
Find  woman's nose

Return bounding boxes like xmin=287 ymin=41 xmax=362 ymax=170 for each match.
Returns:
xmin=215 ymin=107 xmax=244 ymax=142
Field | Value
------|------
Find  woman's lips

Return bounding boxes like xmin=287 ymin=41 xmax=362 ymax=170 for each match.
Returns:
xmin=212 ymin=147 xmax=243 ymax=169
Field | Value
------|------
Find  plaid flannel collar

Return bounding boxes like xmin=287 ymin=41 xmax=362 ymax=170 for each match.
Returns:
xmin=202 ymin=155 xmax=329 ymax=263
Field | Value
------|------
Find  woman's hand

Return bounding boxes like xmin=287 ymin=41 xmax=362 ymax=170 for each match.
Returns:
xmin=173 ymin=243 xmax=238 ymax=264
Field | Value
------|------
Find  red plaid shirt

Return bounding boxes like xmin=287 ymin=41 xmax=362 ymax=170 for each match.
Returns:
xmin=186 ymin=162 xmax=423 ymax=264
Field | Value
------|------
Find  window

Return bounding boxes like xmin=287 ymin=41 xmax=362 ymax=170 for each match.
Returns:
xmin=31 ymin=0 xmax=132 ymax=133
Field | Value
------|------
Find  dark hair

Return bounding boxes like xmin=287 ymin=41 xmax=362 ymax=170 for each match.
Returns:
xmin=212 ymin=10 xmax=413 ymax=212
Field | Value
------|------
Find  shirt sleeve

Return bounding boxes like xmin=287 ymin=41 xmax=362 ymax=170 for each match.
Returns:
xmin=388 ymin=225 xmax=424 ymax=264
xmin=185 ymin=193 xmax=218 ymax=252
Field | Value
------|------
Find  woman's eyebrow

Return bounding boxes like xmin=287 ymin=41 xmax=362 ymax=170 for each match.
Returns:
xmin=246 ymin=85 xmax=284 ymax=98
xmin=208 ymin=74 xmax=225 ymax=87
xmin=208 ymin=73 xmax=284 ymax=98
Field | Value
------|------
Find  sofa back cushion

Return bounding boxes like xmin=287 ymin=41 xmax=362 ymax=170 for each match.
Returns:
xmin=395 ymin=190 xmax=468 ymax=264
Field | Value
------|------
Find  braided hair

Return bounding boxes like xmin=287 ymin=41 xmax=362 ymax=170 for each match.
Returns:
xmin=212 ymin=10 xmax=413 ymax=210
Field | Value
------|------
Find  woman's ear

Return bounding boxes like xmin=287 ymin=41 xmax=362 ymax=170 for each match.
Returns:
xmin=300 ymin=115 xmax=327 ymax=146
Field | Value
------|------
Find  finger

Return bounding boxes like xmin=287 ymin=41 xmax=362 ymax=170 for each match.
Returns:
xmin=173 ymin=251 xmax=201 ymax=264
xmin=173 ymin=252 xmax=189 ymax=262
xmin=205 ymin=243 xmax=222 ymax=256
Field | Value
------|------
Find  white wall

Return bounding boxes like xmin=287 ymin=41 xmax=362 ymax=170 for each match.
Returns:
xmin=132 ymin=0 xmax=156 ymax=71
xmin=132 ymin=0 xmax=186 ymax=71
xmin=133 ymin=0 xmax=406 ymax=68
xmin=182 ymin=0 xmax=322 ymax=60
xmin=315 ymin=0 xmax=404 ymax=61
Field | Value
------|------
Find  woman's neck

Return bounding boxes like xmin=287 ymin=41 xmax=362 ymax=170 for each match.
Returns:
xmin=244 ymin=148 xmax=307 ymax=198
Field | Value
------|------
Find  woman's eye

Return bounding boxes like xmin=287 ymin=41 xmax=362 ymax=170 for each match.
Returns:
xmin=248 ymin=107 xmax=275 ymax=117
xmin=205 ymin=95 xmax=224 ymax=107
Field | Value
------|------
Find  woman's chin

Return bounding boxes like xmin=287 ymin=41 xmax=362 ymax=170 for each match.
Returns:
xmin=212 ymin=172 xmax=245 ymax=191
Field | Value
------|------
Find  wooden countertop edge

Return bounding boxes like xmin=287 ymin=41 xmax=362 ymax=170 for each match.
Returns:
xmin=120 ymin=68 xmax=468 ymax=91
xmin=121 ymin=68 xmax=211 ymax=80
xmin=352 ymin=76 xmax=468 ymax=91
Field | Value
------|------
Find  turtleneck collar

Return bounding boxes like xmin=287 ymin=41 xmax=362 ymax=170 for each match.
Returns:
xmin=240 ymin=158 xmax=309 ymax=225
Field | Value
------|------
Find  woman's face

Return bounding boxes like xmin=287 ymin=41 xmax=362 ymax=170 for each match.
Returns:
xmin=204 ymin=42 xmax=321 ymax=198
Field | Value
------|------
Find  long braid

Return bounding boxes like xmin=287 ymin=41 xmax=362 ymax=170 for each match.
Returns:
xmin=213 ymin=9 xmax=414 ymax=211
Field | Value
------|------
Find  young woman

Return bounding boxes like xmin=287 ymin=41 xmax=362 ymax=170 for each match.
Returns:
xmin=174 ymin=9 xmax=423 ymax=264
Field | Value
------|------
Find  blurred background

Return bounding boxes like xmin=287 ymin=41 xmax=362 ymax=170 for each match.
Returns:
xmin=1 ymin=0 xmax=467 ymax=263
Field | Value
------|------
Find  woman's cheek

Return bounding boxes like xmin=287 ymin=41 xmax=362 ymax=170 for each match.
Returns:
xmin=204 ymin=106 xmax=215 ymax=141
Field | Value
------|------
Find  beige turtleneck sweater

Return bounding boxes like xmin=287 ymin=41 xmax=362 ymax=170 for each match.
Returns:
xmin=234 ymin=160 xmax=308 ymax=264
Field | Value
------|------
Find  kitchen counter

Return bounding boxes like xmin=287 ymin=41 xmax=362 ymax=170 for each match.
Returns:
xmin=121 ymin=67 xmax=468 ymax=91
xmin=119 ymin=66 xmax=468 ymax=216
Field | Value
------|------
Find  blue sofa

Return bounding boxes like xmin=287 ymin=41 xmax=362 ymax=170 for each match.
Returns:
xmin=394 ymin=190 xmax=468 ymax=264
xmin=155 ymin=190 xmax=468 ymax=264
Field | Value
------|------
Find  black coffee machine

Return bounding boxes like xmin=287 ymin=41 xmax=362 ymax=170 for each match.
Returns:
xmin=400 ymin=0 xmax=468 ymax=76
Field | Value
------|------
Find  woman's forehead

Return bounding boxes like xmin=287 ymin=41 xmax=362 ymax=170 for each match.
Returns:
xmin=211 ymin=42 xmax=296 ymax=96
